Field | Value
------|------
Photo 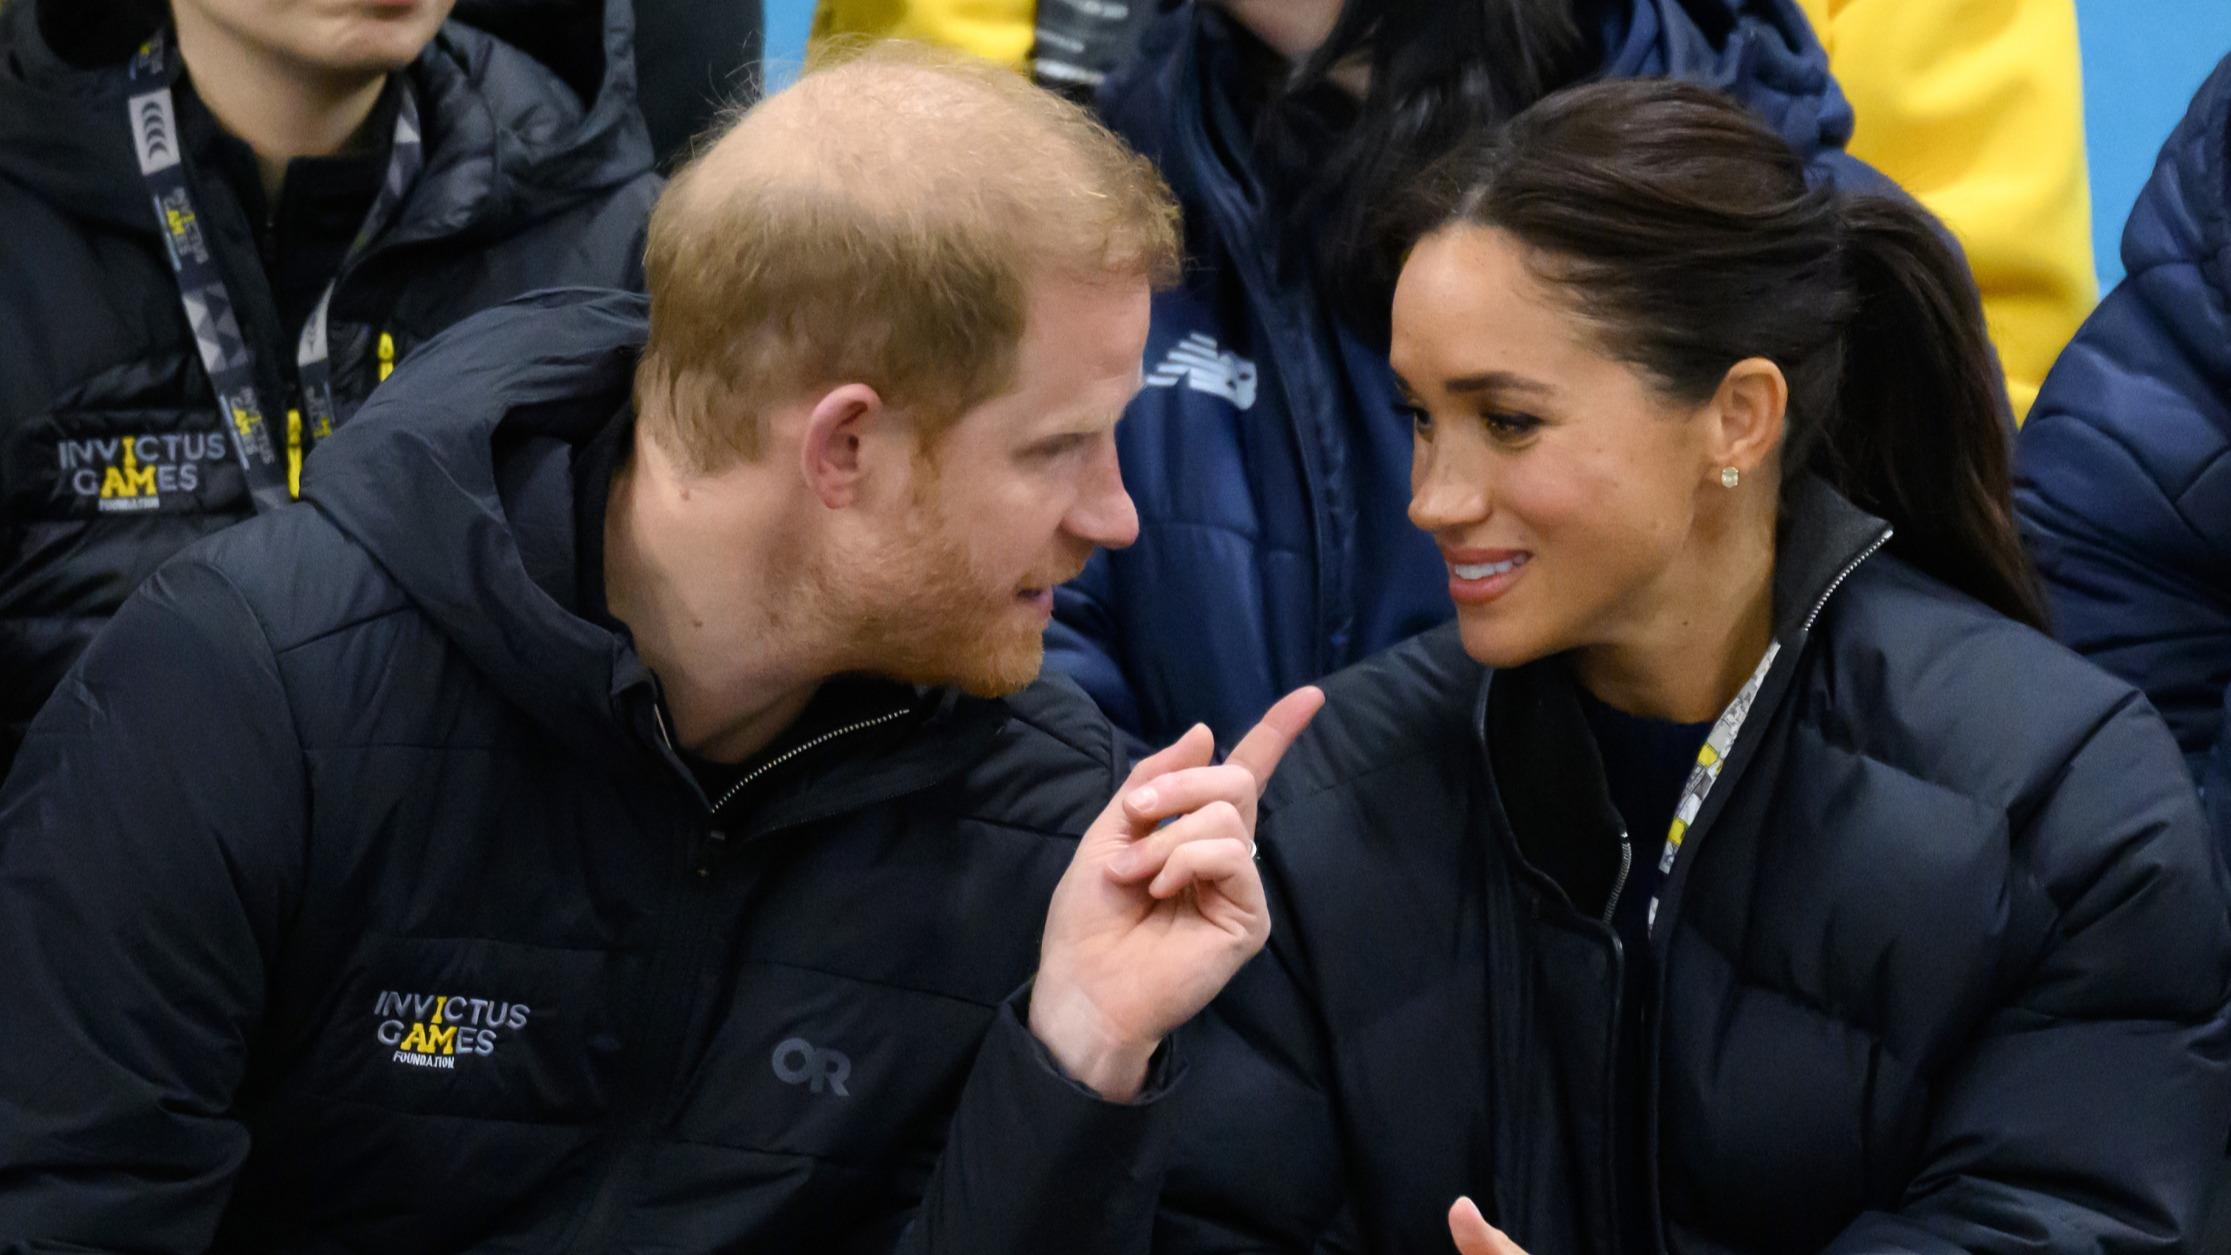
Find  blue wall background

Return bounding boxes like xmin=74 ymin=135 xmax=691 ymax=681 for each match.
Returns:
xmin=762 ymin=0 xmax=2231 ymax=292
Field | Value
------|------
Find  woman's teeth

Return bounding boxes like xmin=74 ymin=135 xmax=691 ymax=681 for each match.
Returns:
xmin=1452 ymin=555 xmax=1529 ymax=580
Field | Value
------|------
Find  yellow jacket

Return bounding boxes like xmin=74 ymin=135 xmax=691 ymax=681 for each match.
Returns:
xmin=1796 ymin=0 xmax=2095 ymax=421
xmin=812 ymin=0 xmax=2098 ymax=419
xmin=810 ymin=0 xmax=1035 ymax=70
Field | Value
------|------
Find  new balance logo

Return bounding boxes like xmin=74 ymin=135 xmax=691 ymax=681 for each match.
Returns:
xmin=772 ymin=1037 xmax=852 ymax=1097
xmin=1145 ymin=333 xmax=1258 ymax=411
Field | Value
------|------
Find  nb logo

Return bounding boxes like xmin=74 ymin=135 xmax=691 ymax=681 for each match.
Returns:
xmin=1145 ymin=332 xmax=1258 ymax=411
xmin=772 ymin=1037 xmax=852 ymax=1097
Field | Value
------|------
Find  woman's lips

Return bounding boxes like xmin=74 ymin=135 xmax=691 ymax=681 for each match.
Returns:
xmin=1444 ymin=550 xmax=1531 ymax=606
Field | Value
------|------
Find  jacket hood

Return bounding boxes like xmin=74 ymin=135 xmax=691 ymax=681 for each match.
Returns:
xmin=300 ymin=287 xmax=652 ymax=758
xmin=0 ymin=0 xmax=652 ymax=241
xmin=2119 ymin=52 xmax=2231 ymax=385
xmin=1100 ymin=0 xmax=1853 ymax=186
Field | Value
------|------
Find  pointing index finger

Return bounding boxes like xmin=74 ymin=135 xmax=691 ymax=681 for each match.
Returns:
xmin=1223 ymin=685 xmax=1325 ymax=795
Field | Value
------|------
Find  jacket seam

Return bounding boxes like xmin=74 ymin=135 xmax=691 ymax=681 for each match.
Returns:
xmin=268 ymin=601 xmax=418 ymax=657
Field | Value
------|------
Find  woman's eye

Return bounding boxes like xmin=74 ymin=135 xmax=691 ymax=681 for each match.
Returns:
xmin=1482 ymin=410 xmax=1542 ymax=438
xmin=1397 ymin=403 xmax=1432 ymax=433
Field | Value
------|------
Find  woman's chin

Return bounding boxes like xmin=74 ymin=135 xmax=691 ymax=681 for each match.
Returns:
xmin=1455 ymin=613 xmax=1554 ymax=672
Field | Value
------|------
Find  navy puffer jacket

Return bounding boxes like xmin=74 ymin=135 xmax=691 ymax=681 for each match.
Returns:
xmin=1161 ymin=480 xmax=2231 ymax=1253
xmin=1049 ymin=0 xmax=1886 ymax=747
xmin=0 ymin=291 xmax=1177 ymax=1252
xmin=2017 ymin=53 xmax=2231 ymax=840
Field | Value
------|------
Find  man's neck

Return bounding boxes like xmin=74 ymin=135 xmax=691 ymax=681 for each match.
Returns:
xmin=602 ymin=450 xmax=828 ymax=766
xmin=172 ymin=14 xmax=390 ymax=203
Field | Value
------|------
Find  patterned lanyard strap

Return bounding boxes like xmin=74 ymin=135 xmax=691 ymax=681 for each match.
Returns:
xmin=1646 ymin=640 xmax=1781 ymax=934
xmin=126 ymin=30 xmax=423 ymax=512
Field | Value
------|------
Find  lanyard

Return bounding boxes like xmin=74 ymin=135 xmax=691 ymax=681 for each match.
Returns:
xmin=126 ymin=31 xmax=422 ymax=512
xmin=1645 ymin=640 xmax=1780 ymax=934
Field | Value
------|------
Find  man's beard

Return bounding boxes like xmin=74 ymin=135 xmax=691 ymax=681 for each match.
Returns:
xmin=805 ymin=492 xmax=1082 ymax=699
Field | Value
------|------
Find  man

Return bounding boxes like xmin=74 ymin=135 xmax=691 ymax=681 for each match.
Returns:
xmin=0 ymin=46 xmax=1319 ymax=1250
xmin=0 ymin=0 xmax=662 ymax=777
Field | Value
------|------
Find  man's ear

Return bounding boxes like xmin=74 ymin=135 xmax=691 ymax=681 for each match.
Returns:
xmin=1707 ymin=357 xmax=1788 ymax=482
xmin=800 ymin=383 xmax=887 ymax=509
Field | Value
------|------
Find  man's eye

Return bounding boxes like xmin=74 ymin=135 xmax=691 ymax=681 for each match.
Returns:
xmin=1396 ymin=403 xmax=1432 ymax=433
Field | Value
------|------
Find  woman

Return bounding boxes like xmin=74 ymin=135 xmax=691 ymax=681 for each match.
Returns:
xmin=1158 ymin=80 xmax=2231 ymax=1253
xmin=1046 ymin=0 xmax=1890 ymax=749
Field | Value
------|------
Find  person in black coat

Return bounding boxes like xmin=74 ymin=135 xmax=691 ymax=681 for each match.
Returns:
xmin=0 ymin=0 xmax=663 ymax=779
xmin=0 ymin=47 xmax=1322 ymax=1250
xmin=1157 ymin=79 xmax=2231 ymax=1254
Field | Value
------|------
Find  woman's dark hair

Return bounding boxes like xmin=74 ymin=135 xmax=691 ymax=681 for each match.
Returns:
xmin=1398 ymin=77 xmax=2047 ymax=629
xmin=1254 ymin=0 xmax=1610 ymax=335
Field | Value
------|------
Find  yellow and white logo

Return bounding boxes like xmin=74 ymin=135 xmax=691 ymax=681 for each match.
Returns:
xmin=375 ymin=991 xmax=533 ymax=1070
xmin=57 ymin=432 xmax=228 ymax=512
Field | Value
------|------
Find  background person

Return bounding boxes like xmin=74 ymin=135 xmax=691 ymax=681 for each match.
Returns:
xmin=2016 ymin=50 xmax=2231 ymax=852
xmin=1794 ymin=0 xmax=2096 ymax=421
xmin=0 ymin=0 xmax=661 ymax=779
xmin=1160 ymin=79 xmax=2231 ymax=1255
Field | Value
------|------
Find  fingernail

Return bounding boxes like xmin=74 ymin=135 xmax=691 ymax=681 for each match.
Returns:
xmin=1109 ymin=850 xmax=1140 ymax=877
xmin=1126 ymin=787 xmax=1157 ymax=811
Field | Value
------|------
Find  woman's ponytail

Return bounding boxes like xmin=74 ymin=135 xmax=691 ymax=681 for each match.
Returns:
xmin=1818 ymin=198 xmax=2047 ymax=629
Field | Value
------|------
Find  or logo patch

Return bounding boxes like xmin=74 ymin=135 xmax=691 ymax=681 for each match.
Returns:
xmin=772 ymin=1037 xmax=852 ymax=1096
xmin=129 ymin=90 xmax=179 ymax=175
xmin=1146 ymin=332 xmax=1259 ymax=411
xmin=56 ymin=431 xmax=228 ymax=513
xmin=374 ymin=991 xmax=534 ymax=1070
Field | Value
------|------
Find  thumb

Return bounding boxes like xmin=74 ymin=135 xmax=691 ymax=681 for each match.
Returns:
xmin=1448 ymin=1197 xmax=1523 ymax=1255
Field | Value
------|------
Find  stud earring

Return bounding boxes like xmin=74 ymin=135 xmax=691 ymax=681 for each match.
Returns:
xmin=1720 ymin=466 xmax=1741 ymax=489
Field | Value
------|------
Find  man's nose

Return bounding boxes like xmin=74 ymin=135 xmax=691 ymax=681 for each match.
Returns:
xmin=1068 ymin=440 xmax=1141 ymax=550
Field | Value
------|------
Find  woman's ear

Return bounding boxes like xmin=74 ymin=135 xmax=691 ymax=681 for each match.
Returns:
xmin=1707 ymin=357 xmax=1788 ymax=482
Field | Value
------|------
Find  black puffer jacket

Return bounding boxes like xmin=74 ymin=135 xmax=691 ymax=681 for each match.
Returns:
xmin=1160 ymin=480 xmax=2231 ymax=1253
xmin=0 ymin=291 xmax=1175 ymax=1252
xmin=0 ymin=0 xmax=661 ymax=775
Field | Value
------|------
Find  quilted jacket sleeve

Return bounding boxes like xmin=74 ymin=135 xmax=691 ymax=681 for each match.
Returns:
xmin=2016 ymin=52 xmax=2231 ymax=790
xmin=1149 ymin=945 xmax=1363 ymax=1255
xmin=896 ymin=991 xmax=1182 ymax=1255
xmin=0 ymin=558 xmax=306 ymax=1253
xmin=1821 ymin=693 xmax=2231 ymax=1253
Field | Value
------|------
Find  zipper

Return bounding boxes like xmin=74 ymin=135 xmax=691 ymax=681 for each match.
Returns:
xmin=565 ymin=701 xmax=916 ymax=1249
xmin=1629 ymin=522 xmax=1893 ymax=1253
xmin=1802 ymin=529 xmax=1894 ymax=635
xmin=707 ymin=708 xmax=913 ymax=817
xmin=1600 ymin=828 xmax=1633 ymax=928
